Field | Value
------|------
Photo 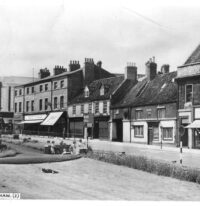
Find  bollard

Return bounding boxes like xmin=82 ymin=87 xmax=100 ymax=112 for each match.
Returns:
xmin=180 ymin=141 xmax=183 ymax=164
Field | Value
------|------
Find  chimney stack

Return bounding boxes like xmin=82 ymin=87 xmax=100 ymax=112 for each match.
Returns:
xmin=97 ymin=61 xmax=102 ymax=68
xmin=53 ymin=65 xmax=67 ymax=75
xmin=125 ymin=62 xmax=137 ymax=82
xmin=83 ymin=58 xmax=95 ymax=86
xmin=161 ymin=64 xmax=170 ymax=74
xmin=38 ymin=68 xmax=50 ymax=79
xmin=145 ymin=57 xmax=157 ymax=81
xmin=69 ymin=60 xmax=80 ymax=72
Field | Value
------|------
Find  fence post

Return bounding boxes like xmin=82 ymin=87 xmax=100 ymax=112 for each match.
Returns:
xmin=180 ymin=141 xmax=183 ymax=164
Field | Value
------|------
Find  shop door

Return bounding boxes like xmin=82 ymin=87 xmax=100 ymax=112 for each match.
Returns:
xmin=99 ymin=121 xmax=109 ymax=140
xmin=116 ymin=119 xmax=123 ymax=142
xmin=148 ymin=127 xmax=153 ymax=145
xmin=94 ymin=120 xmax=99 ymax=139
xmin=181 ymin=126 xmax=188 ymax=147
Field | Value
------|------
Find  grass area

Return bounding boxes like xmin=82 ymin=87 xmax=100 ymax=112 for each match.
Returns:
xmin=86 ymin=150 xmax=200 ymax=184
xmin=0 ymin=149 xmax=18 ymax=158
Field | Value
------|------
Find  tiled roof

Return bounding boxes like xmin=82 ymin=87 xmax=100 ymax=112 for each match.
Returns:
xmin=111 ymin=71 xmax=177 ymax=108
xmin=69 ymin=76 xmax=125 ymax=104
xmin=184 ymin=44 xmax=200 ymax=65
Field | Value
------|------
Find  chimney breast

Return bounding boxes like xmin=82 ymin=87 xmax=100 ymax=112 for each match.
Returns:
xmin=125 ymin=62 xmax=137 ymax=82
xmin=161 ymin=64 xmax=170 ymax=74
xmin=69 ymin=60 xmax=80 ymax=72
xmin=145 ymin=57 xmax=157 ymax=81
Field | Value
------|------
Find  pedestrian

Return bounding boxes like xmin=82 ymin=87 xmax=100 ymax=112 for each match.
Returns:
xmin=51 ymin=141 xmax=55 ymax=154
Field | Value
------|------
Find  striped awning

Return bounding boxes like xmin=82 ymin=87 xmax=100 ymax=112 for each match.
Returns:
xmin=185 ymin=120 xmax=200 ymax=128
xmin=41 ymin=112 xmax=63 ymax=126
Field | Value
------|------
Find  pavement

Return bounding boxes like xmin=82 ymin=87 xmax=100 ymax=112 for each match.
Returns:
xmin=4 ymin=134 xmax=200 ymax=169
xmin=88 ymin=139 xmax=200 ymax=169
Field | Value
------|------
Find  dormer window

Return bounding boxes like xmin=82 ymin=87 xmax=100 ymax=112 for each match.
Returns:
xmin=100 ymin=85 xmax=105 ymax=96
xmin=84 ymin=86 xmax=89 ymax=98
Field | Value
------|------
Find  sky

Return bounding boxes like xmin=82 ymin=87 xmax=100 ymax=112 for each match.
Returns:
xmin=0 ymin=0 xmax=200 ymax=77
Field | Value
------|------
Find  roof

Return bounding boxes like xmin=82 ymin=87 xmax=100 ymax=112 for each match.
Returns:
xmin=111 ymin=71 xmax=177 ymax=108
xmin=184 ymin=44 xmax=200 ymax=65
xmin=69 ymin=76 xmax=125 ymax=104
xmin=0 ymin=76 xmax=35 ymax=86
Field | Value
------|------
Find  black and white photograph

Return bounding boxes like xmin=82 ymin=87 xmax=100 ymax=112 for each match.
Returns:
xmin=0 ymin=0 xmax=200 ymax=203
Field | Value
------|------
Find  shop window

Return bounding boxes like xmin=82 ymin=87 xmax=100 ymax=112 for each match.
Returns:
xmin=60 ymin=96 xmax=64 ymax=108
xmin=88 ymin=103 xmax=92 ymax=113
xmin=60 ymin=80 xmax=64 ymax=88
xmin=39 ymin=99 xmax=43 ymax=111
xmin=19 ymin=102 xmax=22 ymax=113
xmin=186 ymin=84 xmax=193 ymax=103
xmin=73 ymin=105 xmax=76 ymax=115
xmin=45 ymin=84 xmax=48 ymax=91
xmin=153 ymin=127 xmax=159 ymax=140
xmin=15 ymin=103 xmax=17 ymax=113
xmin=31 ymin=100 xmax=34 ymax=112
xmin=135 ymin=110 xmax=143 ymax=119
xmin=134 ymin=126 xmax=144 ymax=137
xmin=54 ymin=97 xmax=58 ymax=109
xmin=157 ymin=108 xmax=166 ymax=119
xmin=40 ymin=85 xmax=43 ymax=92
xmin=162 ymin=127 xmax=173 ymax=141
xmin=103 ymin=101 xmax=107 ymax=113
xmin=95 ymin=102 xmax=99 ymax=113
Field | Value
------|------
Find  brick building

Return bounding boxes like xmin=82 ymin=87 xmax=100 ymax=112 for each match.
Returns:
xmin=68 ymin=63 xmax=139 ymax=140
xmin=176 ymin=44 xmax=200 ymax=149
xmin=14 ymin=58 xmax=114 ymax=136
xmin=111 ymin=58 xmax=178 ymax=146
xmin=0 ymin=76 xmax=33 ymax=131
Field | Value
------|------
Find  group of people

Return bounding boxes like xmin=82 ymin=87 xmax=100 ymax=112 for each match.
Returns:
xmin=45 ymin=139 xmax=86 ymax=155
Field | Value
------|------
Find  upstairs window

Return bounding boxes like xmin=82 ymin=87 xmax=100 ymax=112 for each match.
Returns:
xmin=135 ymin=110 xmax=143 ymax=119
xmin=103 ymin=101 xmax=107 ymax=113
xmin=60 ymin=96 xmax=64 ymax=108
xmin=26 ymin=88 xmax=29 ymax=95
xmin=15 ymin=103 xmax=17 ymax=113
xmin=45 ymin=84 xmax=48 ymax=91
xmin=88 ymin=103 xmax=92 ymax=113
xmin=26 ymin=101 xmax=29 ymax=112
xmin=54 ymin=82 xmax=58 ymax=89
xmin=81 ymin=104 xmax=84 ymax=114
xmin=73 ymin=105 xmax=76 ymax=115
xmin=84 ymin=86 xmax=89 ymax=98
xmin=15 ymin=90 xmax=17 ymax=96
xmin=54 ymin=97 xmax=58 ymax=109
xmin=186 ymin=84 xmax=193 ymax=103
xmin=19 ymin=89 xmax=22 ymax=95
xmin=31 ymin=87 xmax=34 ymax=94
xmin=45 ymin=98 xmax=48 ymax=110
xmin=100 ymin=85 xmax=104 ymax=96
xmin=157 ymin=108 xmax=166 ymax=119
xmin=60 ymin=80 xmax=64 ymax=88
xmin=40 ymin=85 xmax=43 ymax=92
xmin=19 ymin=102 xmax=22 ymax=113
xmin=39 ymin=99 xmax=43 ymax=111
xmin=95 ymin=102 xmax=99 ymax=113
xmin=31 ymin=100 xmax=34 ymax=112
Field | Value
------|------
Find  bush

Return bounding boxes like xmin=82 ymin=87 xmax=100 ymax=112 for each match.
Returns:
xmin=86 ymin=151 xmax=200 ymax=185
xmin=13 ymin=134 xmax=19 ymax=139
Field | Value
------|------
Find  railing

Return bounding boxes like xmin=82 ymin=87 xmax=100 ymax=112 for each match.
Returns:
xmin=21 ymin=130 xmax=83 ymax=138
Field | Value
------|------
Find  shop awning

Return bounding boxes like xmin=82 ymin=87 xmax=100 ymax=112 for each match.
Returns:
xmin=17 ymin=120 xmax=43 ymax=124
xmin=185 ymin=120 xmax=200 ymax=128
xmin=41 ymin=112 xmax=63 ymax=126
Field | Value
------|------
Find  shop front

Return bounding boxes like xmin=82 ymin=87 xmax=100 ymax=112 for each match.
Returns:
xmin=94 ymin=116 xmax=110 ymax=140
xmin=69 ymin=117 xmax=84 ymax=138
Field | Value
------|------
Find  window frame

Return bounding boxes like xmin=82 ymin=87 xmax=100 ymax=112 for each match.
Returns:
xmin=162 ymin=127 xmax=173 ymax=141
xmin=157 ymin=108 xmax=166 ymax=119
xmin=135 ymin=110 xmax=143 ymax=119
xmin=60 ymin=96 xmax=64 ymax=108
xmin=134 ymin=125 xmax=144 ymax=138
xmin=39 ymin=99 xmax=43 ymax=111
xmin=19 ymin=102 xmax=22 ymax=113
xmin=45 ymin=84 xmax=48 ymax=91
xmin=54 ymin=82 xmax=58 ymax=90
xmin=103 ymin=101 xmax=107 ymax=114
xmin=95 ymin=102 xmax=99 ymax=114
xmin=185 ymin=84 xmax=193 ymax=103
xmin=54 ymin=97 xmax=58 ymax=109
xmin=60 ymin=80 xmax=64 ymax=88
xmin=72 ymin=105 xmax=76 ymax=115
xmin=39 ymin=85 xmax=43 ymax=92
xmin=31 ymin=100 xmax=34 ymax=112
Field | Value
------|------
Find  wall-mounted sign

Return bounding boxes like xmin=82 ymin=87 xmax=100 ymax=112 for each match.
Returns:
xmin=195 ymin=108 xmax=200 ymax=119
